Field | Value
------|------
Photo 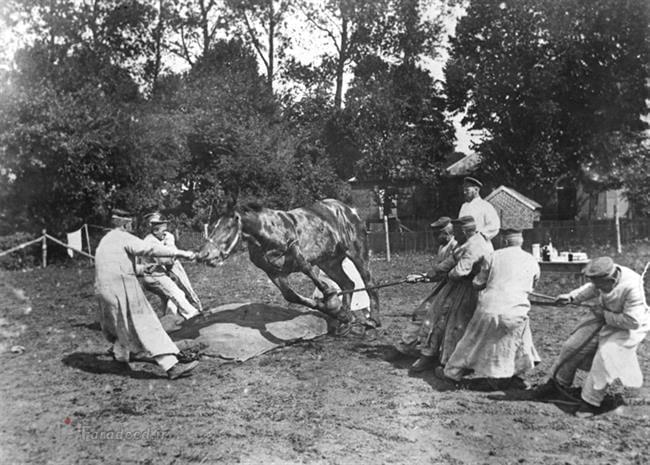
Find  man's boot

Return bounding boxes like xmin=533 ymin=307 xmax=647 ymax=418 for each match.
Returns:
xmin=167 ymin=361 xmax=199 ymax=380
xmin=574 ymin=400 xmax=599 ymax=418
xmin=531 ymin=379 xmax=566 ymax=400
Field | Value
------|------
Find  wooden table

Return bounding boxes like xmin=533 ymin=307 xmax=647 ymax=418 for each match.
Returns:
xmin=538 ymin=260 xmax=590 ymax=282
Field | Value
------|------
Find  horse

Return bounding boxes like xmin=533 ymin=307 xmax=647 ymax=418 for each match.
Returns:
xmin=196 ymin=199 xmax=381 ymax=334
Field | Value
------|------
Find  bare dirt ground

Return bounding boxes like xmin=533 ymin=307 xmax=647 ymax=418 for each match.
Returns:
xmin=1 ymin=243 xmax=650 ymax=465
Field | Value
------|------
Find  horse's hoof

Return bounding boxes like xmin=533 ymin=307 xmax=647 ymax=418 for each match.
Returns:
xmin=333 ymin=322 xmax=352 ymax=337
xmin=362 ymin=327 xmax=379 ymax=341
xmin=323 ymin=294 xmax=342 ymax=312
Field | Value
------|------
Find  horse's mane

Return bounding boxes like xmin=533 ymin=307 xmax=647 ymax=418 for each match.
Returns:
xmin=240 ymin=202 xmax=265 ymax=213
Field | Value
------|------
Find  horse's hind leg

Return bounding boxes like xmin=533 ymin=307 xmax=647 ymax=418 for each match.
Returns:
xmin=344 ymin=252 xmax=381 ymax=327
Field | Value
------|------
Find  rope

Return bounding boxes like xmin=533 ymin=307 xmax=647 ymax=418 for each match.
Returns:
xmin=538 ymin=261 xmax=650 ymax=405
xmin=550 ymin=321 xmax=604 ymax=405
xmin=335 ymin=278 xmax=408 ymax=296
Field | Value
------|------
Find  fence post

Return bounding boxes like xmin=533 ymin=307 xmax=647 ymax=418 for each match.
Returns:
xmin=84 ymin=224 xmax=93 ymax=258
xmin=384 ymin=215 xmax=391 ymax=262
xmin=41 ymin=229 xmax=47 ymax=268
xmin=614 ymin=192 xmax=622 ymax=253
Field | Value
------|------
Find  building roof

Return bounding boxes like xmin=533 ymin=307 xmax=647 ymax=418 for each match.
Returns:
xmin=485 ymin=185 xmax=542 ymax=210
xmin=445 ymin=153 xmax=481 ymax=176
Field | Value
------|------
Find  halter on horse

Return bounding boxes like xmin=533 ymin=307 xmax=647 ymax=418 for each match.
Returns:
xmin=197 ymin=199 xmax=381 ymax=334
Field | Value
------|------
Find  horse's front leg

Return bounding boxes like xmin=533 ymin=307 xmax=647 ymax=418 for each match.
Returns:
xmin=268 ymin=274 xmax=350 ymax=323
xmin=268 ymin=274 xmax=317 ymax=308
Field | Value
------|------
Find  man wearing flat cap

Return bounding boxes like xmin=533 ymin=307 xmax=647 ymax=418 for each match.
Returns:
xmin=395 ymin=216 xmax=458 ymax=357
xmin=95 ymin=209 xmax=200 ymax=379
xmin=534 ymin=257 xmax=650 ymax=417
xmin=402 ymin=215 xmax=492 ymax=372
xmin=440 ymin=229 xmax=541 ymax=388
xmin=140 ymin=212 xmax=202 ymax=320
xmin=458 ymin=177 xmax=500 ymax=244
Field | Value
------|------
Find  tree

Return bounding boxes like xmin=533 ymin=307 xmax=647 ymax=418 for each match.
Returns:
xmin=338 ymin=0 xmax=454 ymax=188
xmin=225 ymin=0 xmax=294 ymax=93
xmin=0 ymin=82 xmax=136 ymax=232
xmin=0 ymin=0 xmax=181 ymax=232
xmin=166 ymin=0 xmax=229 ymax=67
xmin=296 ymin=0 xmax=451 ymax=109
xmin=161 ymin=39 xmax=347 ymax=221
xmin=580 ymin=131 xmax=650 ymax=217
xmin=445 ymin=0 xmax=649 ymax=199
xmin=345 ymin=56 xmax=454 ymax=186
xmin=297 ymin=0 xmax=384 ymax=109
xmin=8 ymin=0 xmax=159 ymax=94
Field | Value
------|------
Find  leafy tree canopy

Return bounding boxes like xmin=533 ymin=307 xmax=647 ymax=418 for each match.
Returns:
xmin=446 ymin=0 xmax=649 ymax=199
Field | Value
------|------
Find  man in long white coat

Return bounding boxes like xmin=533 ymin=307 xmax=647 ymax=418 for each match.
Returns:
xmin=534 ymin=257 xmax=650 ymax=417
xmin=458 ymin=177 xmax=500 ymax=243
xmin=441 ymin=229 xmax=541 ymax=387
xmin=95 ymin=210 xmax=200 ymax=379
xmin=141 ymin=212 xmax=202 ymax=320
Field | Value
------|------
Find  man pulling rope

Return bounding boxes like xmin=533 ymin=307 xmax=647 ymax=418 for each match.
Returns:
xmin=532 ymin=257 xmax=650 ymax=417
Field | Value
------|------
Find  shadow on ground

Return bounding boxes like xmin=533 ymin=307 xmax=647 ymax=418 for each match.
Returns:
xmin=487 ymin=386 xmax=624 ymax=416
xmin=62 ymin=352 xmax=162 ymax=380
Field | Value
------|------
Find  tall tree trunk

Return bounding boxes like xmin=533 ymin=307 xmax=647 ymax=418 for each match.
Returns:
xmin=151 ymin=0 xmax=165 ymax=96
xmin=200 ymin=0 xmax=210 ymax=58
xmin=334 ymin=16 xmax=348 ymax=110
xmin=267 ymin=0 xmax=275 ymax=94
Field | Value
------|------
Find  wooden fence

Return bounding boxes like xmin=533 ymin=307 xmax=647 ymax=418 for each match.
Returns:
xmin=0 ymin=229 xmax=94 ymax=268
xmin=367 ymin=218 xmax=650 ymax=255
xmin=181 ymin=218 xmax=650 ymax=255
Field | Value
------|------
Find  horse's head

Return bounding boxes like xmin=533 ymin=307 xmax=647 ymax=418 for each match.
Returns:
xmin=197 ymin=212 xmax=242 ymax=266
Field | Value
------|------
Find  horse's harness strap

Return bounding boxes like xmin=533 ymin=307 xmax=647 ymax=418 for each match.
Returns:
xmin=221 ymin=214 xmax=242 ymax=259
xmin=206 ymin=214 xmax=242 ymax=259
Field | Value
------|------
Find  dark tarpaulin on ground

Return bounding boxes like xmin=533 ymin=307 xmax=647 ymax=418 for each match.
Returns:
xmin=160 ymin=303 xmax=329 ymax=362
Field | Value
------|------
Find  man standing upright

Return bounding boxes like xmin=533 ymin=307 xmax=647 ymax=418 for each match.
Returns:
xmin=95 ymin=209 xmax=200 ymax=379
xmin=140 ymin=212 xmax=202 ymax=320
xmin=458 ymin=177 xmax=500 ymax=242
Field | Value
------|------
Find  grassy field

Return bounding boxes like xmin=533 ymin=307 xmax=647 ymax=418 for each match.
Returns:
xmin=1 ymin=240 xmax=650 ymax=465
